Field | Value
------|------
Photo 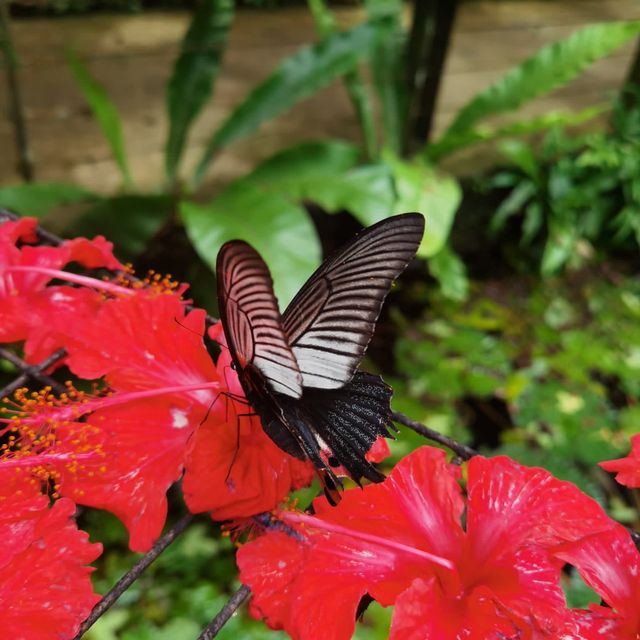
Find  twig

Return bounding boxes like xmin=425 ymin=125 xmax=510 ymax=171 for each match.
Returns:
xmin=73 ymin=514 xmax=194 ymax=639
xmin=0 ymin=209 xmax=17 ymax=224
xmin=392 ymin=410 xmax=478 ymax=460
xmin=197 ymin=584 xmax=252 ymax=640
xmin=0 ymin=348 xmax=67 ymax=398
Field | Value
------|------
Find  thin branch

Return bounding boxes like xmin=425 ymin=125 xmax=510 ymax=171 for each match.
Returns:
xmin=392 ymin=410 xmax=477 ymax=460
xmin=0 ymin=348 xmax=68 ymax=398
xmin=0 ymin=208 xmax=62 ymax=246
xmin=197 ymin=584 xmax=252 ymax=640
xmin=73 ymin=513 xmax=194 ymax=639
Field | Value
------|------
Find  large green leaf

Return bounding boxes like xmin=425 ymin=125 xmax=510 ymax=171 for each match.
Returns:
xmin=180 ymin=184 xmax=321 ymax=307
xmin=435 ymin=21 xmax=640 ymax=144
xmin=248 ymin=140 xmax=361 ymax=183
xmin=304 ymin=164 xmax=395 ymax=223
xmin=243 ymin=142 xmax=395 ymax=222
xmin=193 ymin=22 xmax=381 ymax=186
xmin=70 ymin=195 xmax=175 ymax=261
xmin=67 ymin=50 xmax=132 ymax=187
xmin=0 ymin=182 xmax=96 ymax=217
xmin=385 ymin=153 xmax=461 ymax=256
xmin=165 ymin=0 xmax=234 ymax=183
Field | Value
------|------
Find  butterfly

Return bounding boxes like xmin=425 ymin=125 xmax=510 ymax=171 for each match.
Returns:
xmin=216 ymin=212 xmax=425 ymax=500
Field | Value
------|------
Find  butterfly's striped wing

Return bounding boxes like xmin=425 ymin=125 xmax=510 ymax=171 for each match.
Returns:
xmin=281 ymin=213 xmax=425 ymax=389
xmin=216 ymin=241 xmax=303 ymax=398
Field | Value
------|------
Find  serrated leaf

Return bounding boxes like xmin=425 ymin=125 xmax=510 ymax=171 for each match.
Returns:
xmin=193 ymin=22 xmax=381 ymax=185
xmin=435 ymin=21 xmax=640 ymax=144
xmin=427 ymin=105 xmax=606 ymax=160
xmin=70 ymin=195 xmax=174 ymax=261
xmin=180 ymin=185 xmax=321 ymax=307
xmin=165 ymin=0 xmax=234 ymax=182
xmin=0 ymin=182 xmax=96 ymax=217
xmin=67 ymin=49 xmax=132 ymax=186
xmin=385 ymin=153 xmax=461 ymax=256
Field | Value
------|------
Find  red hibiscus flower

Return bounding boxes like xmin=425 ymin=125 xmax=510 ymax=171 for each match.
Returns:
xmin=552 ymin=526 xmax=640 ymax=639
xmin=0 ymin=472 xmax=101 ymax=639
xmin=237 ymin=446 xmax=618 ymax=640
xmin=600 ymin=434 xmax=640 ymax=488
xmin=3 ymin=289 xmax=315 ymax=551
xmin=0 ymin=216 xmax=123 ymax=362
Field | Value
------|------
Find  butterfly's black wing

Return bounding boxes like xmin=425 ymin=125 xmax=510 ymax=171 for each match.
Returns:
xmin=258 ymin=372 xmax=392 ymax=488
xmin=281 ymin=213 xmax=424 ymax=389
xmin=216 ymin=241 xmax=302 ymax=398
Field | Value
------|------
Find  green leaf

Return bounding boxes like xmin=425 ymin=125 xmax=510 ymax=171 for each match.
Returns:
xmin=498 ymin=139 xmax=542 ymax=180
xmin=0 ymin=182 xmax=96 ymax=217
xmin=428 ymin=245 xmax=469 ymax=301
xmin=363 ymin=0 xmax=403 ymax=20
xmin=248 ymin=140 xmax=361 ymax=183
xmin=240 ymin=142 xmax=395 ymax=222
xmin=306 ymin=0 xmax=336 ymax=37
xmin=320 ymin=164 xmax=395 ymax=223
xmin=385 ymin=153 xmax=461 ymax=256
xmin=165 ymin=0 xmax=234 ymax=183
xmin=307 ymin=0 xmax=378 ymax=158
xmin=367 ymin=6 xmax=406 ymax=153
xmin=427 ymin=105 xmax=606 ymax=160
xmin=180 ymin=184 xmax=321 ymax=307
xmin=70 ymin=195 xmax=175 ymax=261
xmin=193 ymin=22 xmax=381 ymax=185
xmin=436 ymin=21 xmax=640 ymax=140
xmin=541 ymin=220 xmax=578 ymax=275
xmin=490 ymin=180 xmax=537 ymax=233
xmin=66 ymin=50 xmax=132 ymax=187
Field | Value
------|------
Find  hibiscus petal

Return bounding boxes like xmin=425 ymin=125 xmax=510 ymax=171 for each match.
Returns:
xmin=183 ymin=406 xmax=314 ymax=520
xmin=238 ymin=530 xmax=368 ymax=640
xmin=466 ymin=456 xmax=616 ymax=556
xmin=0 ymin=494 xmax=101 ymax=639
xmin=600 ymin=434 xmax=640 ymax=489
xmin=56 ymin=399 xmax=193 ymax=552
xmin=63 ymin=293 xmax=218 ymax=396
xmin=555 ymin=527 xmax=640 ymax=635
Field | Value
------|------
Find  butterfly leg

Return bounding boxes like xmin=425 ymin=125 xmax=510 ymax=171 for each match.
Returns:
xmin=225 ymin=411 xmax=258 ymax=484
xmin=198 ymin=389 xmax=251 ymax=427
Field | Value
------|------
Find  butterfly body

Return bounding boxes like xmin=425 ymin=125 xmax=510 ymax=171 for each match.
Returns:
xmin=216 ymin=213 xmax=425 ymax=494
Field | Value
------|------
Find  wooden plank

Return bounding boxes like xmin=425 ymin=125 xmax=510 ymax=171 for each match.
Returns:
xmin=1 ymin=2 xmax=638 ymax=191
xmin=455 ymin=0 xmax=640 ymax=31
